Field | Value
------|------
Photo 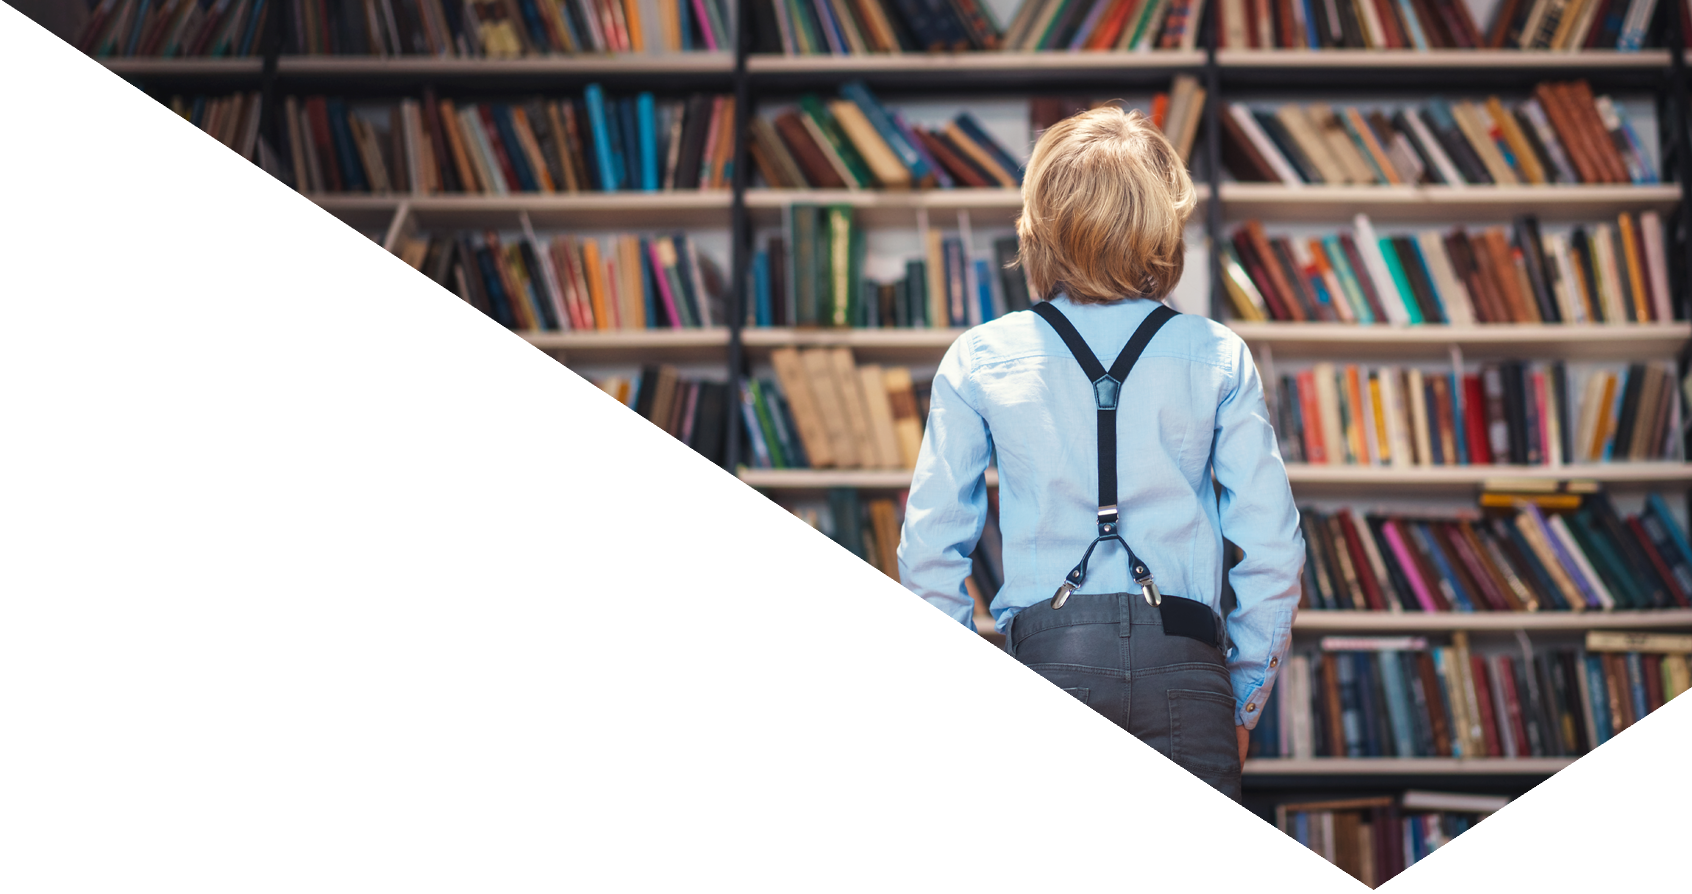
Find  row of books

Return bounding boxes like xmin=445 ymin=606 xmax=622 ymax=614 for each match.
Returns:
xmin=1217 ymin=0 xmax=1664 ymax=50
xmin=77 ymin=0 xmax=732 ymax=57
xmin=168 ymin=91 xmax=265 ymax=162
xmin=394 ymin=230 xmax=726 ymax=330
xmin=1294 ymin=494 xmax=1692 ymax=613
xmin=1222 ymin=83 xmax=1657 ymax=187
xmin=582 ymin=367 xmax=727 ymax=524
xmin=1272 ymin=792 xmax=1508 ymax=887
xmin=272 ymin=87 xmax=734 ymax=194
xmin=749 ymin=83 xmax=1027 ymax=191
xmin=1271 ymin=360 xmax=1680 ymax=471
xmin=995 ymin=0 xmax=1210 ymax=51
xmin=787 ymin=489 xmax=907 ymax=578
xmin=741 ymin=347 xmax=928 ymax=471
xmin=1251 ymin=631 xmax=1692 ymax=762
xmin=1223 ymin=212 xmax=1674 ymax=325
xmin=751 ymin=206 xmax=1032 ymax=329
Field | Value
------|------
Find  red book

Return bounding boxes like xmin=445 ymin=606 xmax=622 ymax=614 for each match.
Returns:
xmin=1086 ymin=0 xmax=1141 ymax=49
xmin=476 ymin=105 xmax=524 ymax=194
xmin=1496 ymin=656 xmax=1532 ymax=757
xmin=1337 ymin=509 xmax=1386 ymax=610
xmin=1463 ymin=374 xmax=1494 ymax=465
xmin=304 ymin=96 xmax=343 ymax=193
xmin=1297 ymin=370 xmax=1327 ymax=464
xmin=1643 ymin=654 xmax=1665 ymax=712
xmin=1629 ymin=516 xmax=1692 ymax=607
xmin=1469 ymin=655 xmax=1502 ymax=758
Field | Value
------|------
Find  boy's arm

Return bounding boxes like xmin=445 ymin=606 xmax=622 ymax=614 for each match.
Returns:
xmin=1211 ymin=337 xmax=1305 ymax=730
xmin=897 ymin=337 xmax=992 ymax=629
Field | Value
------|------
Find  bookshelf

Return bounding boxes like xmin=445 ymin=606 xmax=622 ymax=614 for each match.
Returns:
xmin=63 ymin=0 xmax=1692 ymax=881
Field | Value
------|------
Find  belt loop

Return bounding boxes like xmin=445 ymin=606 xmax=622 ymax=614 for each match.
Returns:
xmin=1119 ymin=592 xmax=1132 ymax=639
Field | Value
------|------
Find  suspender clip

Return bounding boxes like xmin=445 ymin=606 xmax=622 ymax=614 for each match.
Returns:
xmin=1052 ymin=582 xmax=1077 ymax=610
xmin=1141 ymin=578 xmax=1163 ymax=606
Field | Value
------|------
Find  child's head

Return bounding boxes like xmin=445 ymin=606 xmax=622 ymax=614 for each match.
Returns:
xmin=1015 ymin=105 xmax=1197 ymax=304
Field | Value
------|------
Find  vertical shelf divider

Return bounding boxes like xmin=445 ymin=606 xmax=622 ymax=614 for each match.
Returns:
xmin=724 ymin=0 xmax=754 ymax=471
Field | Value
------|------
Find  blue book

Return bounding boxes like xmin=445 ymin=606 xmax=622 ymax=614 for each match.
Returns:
xmin=637 ymin=93 xmax=658 ymax=192
xmin=489 ymin=105 xmax=539 ymax=192
xmin=514 ymin=0 xmax=551 ymax=48
xmin=1376 ymin=650 xmax=1418 ymax=758
xmin=238 ymin=0 xmax=269 ymax=56
xmin=1449 ymin=372 xmax=1469 ymax=465
xmin=840 ymin=82 xmax=933 ymax=185
xmin=808 ymin=0 xmax=850 ymax=53
xmin=753 ymin=250 xmax=772 ymax=327
xmin=678 ymin=0 xmax=693 ymax=50
xmin=615 ymin=99 xmax=641 ymax=194
xmin=1645 ymin=494 xmax=1692 ymax=568
xmin=953 ymin=112 xmax=1024 ymax=184
xmin=974 ymin=258 xmax=996 ymax=322
xmin=473 ymin=245 xmax=516 ymax=329
xmin=126 ymin=0 xmax=153 ymax=56
xmin=1584 ymin=654 xmax=1613 ymax=744
xmin=1411 ymin=523 xmax=1476 ymax=611
xmin=1300 ymin=0 xmax=1319 ymax=48
xmin=1299 ymin=812 xmax=1312 ymax=887
xmin=325 ymin=99 xmax=370 ymax=192
xmin=639 ymin=239 xmax=660 ymax=328
xmin=582 ymin=84 xmax=621 ymax=192
xmin=1405 ymin=239 xmax=1449 ymax=322
xmin=1626 ymin=652 xmax=1648 ymax=724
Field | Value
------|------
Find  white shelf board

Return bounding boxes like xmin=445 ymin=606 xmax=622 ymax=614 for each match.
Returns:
xmin=747 ymin=50 xmax=1205 ymax=75
xmin=1229 ymin=321 xmax=1692 ymax=360
xmin=1217 ymin=183 xmax=1682 ymax=222
xmin=100 ymin=54 xmax=735 ymax=78
xmin=738 ymin=468 xmax=997 ymax=489
xmin=1243 ymin=757 xmax=1573 ymax=775
xmin=1292 ymin=609 xmax=1692 ymax=632
xmin=523 ymin=328 xmax=730 ymax=363
xmin=1284 ymin=462 xmax=1692 ymax=488
xmin=1217 ymin=49 xmax=1671 ymax=70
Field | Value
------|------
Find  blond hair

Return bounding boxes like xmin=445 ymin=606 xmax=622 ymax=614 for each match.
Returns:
xmin=1013 ymin=106 xmax=1196 ymax=304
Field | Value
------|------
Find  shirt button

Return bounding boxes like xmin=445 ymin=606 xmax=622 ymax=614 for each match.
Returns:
xmin=1270 ymin=658 xmax=1278 ymax=668
xmin=1246 ymin=703 xmax=1257 ymax=712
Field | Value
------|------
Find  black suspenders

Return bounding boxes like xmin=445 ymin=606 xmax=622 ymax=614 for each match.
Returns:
xmin=1030 ymin=301 xmax=1179 ymax=610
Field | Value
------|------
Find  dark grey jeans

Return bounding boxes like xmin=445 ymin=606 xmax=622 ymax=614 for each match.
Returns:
xmin=1005 ymin=591 xmax=1243 ymax=800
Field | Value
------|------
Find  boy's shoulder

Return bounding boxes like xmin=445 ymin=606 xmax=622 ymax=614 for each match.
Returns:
xmin=963 ymin=303 xmax=1243 ymax=374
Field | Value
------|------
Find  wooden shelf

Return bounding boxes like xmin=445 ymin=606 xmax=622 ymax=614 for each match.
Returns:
xmin=101 ymin=58 xmax=265 ymax=78
xmin=522 ymin=328 xmax=730 ymax=363
xmin=1217 ymin=49 xmax=1671 ymax=70
xmin=747 ymin=50 xmax=1203 ymax=90
xmin=738 ymin=468 xmax=986 ymax=489
xmin=276 ymin=53 xmax=734 ymax=77
xmin=1292 ymin=609 xmax=1692 ymax=632
xmin=1243 ymin=757 xmax=1573 ymax=775
xmin=1283 ymin=462 xmax=1692 ymax=490
xmin=1231 ymin=321 xmax=1692 ymax=360
xmin=1217 ymin=183 xmax=1682 ymax=223
xmin=305 ymin=192 xmax=736 ymax=230
xmin=742 ymin=327 xmax=964 ymax=363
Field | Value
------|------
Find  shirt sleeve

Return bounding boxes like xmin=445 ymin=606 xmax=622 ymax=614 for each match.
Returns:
xmin=1211 ymin=337 xmax=1304 ymax=730
xmin=897 ymin=336 xmax=992 ymax=630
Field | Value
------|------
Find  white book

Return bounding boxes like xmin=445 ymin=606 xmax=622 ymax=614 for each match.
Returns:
xmin=1230 ymin=104 xmax=1305 ymax=187
xmin=1415 ymin=231 xmax=1474 ymax=325
xmin=1640 ymin=210 xmax=1673 ymax=322
xmin=1352 ymin=214 xmax=1411 ymax=324
xmin=1289 ymin=655 xmax=1314 ymax=759
xmin=1313 ymin=362 xmax=1347 ymax=465
xmin=1592 ymin=222 xmax=1628 ymax=323
xmin=1543 ymin=362 xmax=1563 ymax=466
xmin=1378 ymin=365 xmax=1412 ymax=470
xmin=1543 ymin=233 xmax=1588 ymax=324
xmin=1401 ymin=109 xmax=1464 ymax=188
xmin=1548 ymin=513 xmax=1617 ymax=610
xmin=1180 ymin=0 xmax=1211 ymax=49
xmin=1348 ymin=510 xmax=1401 ymax=611
xmin=1407 ymin=367 xmax=1432 ymax=467
xmin=1400 ymin=790 xmax=1510 ymax=813
xmin=520 ymin=215 xmax=570 ymax=331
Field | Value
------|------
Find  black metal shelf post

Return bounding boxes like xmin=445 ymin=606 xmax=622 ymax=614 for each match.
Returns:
xmin=723 ymin=0 xmax=754 ymax=471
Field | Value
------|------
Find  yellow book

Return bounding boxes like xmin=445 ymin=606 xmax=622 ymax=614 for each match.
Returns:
xmin=828 ymin=99 xmax=911 ymax=190
xmin=621 ymin=236 xmax=646 ymax=330
xmin=1369 ymin=373 xmax=1389 ymax=465
xmin=944 ymin=121 xmax=1018 ymax=188
xmin=1618 ymin=213 xmax=1652 ymax=322
xmin=582 ymin=239 xmax=612 ymax=330
xmin=622 ymin=0 xmax=646 ymax=51
xmin=436 ymin=99 xmax=482 ymax=193
xmin=771 ymin=347 xmax=835 ymax=468
xmin=925 ymin=227 xmax=947 ymax=327
xmin=1664 ymin=653 xmax=1692 ymax=758
xmin=829 ymin=348 xmax=879 ymax=466
xmin=801 ymin=348 xmax=860 ymax=468
xmin=510 ymin=107 xmax=556 ymax=193
xmin=858 ymin=364 xmax=904 ymax=469
xmin=1486 ymin=96 xmax=1545 ymax=185
xmin=883 ymin=367 xmax=924 ymax=468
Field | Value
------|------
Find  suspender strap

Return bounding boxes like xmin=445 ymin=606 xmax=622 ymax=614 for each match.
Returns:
xmin=1031 ymin=301 xmax=1179 ymax=609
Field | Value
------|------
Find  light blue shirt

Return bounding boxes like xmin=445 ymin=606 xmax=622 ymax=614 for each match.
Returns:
xmin=896 ymin=296 xmax=1304 ymax=730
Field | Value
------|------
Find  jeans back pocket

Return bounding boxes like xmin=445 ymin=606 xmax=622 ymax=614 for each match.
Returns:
xmin=1167 ymin=688 xmax=1239 ymax=778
